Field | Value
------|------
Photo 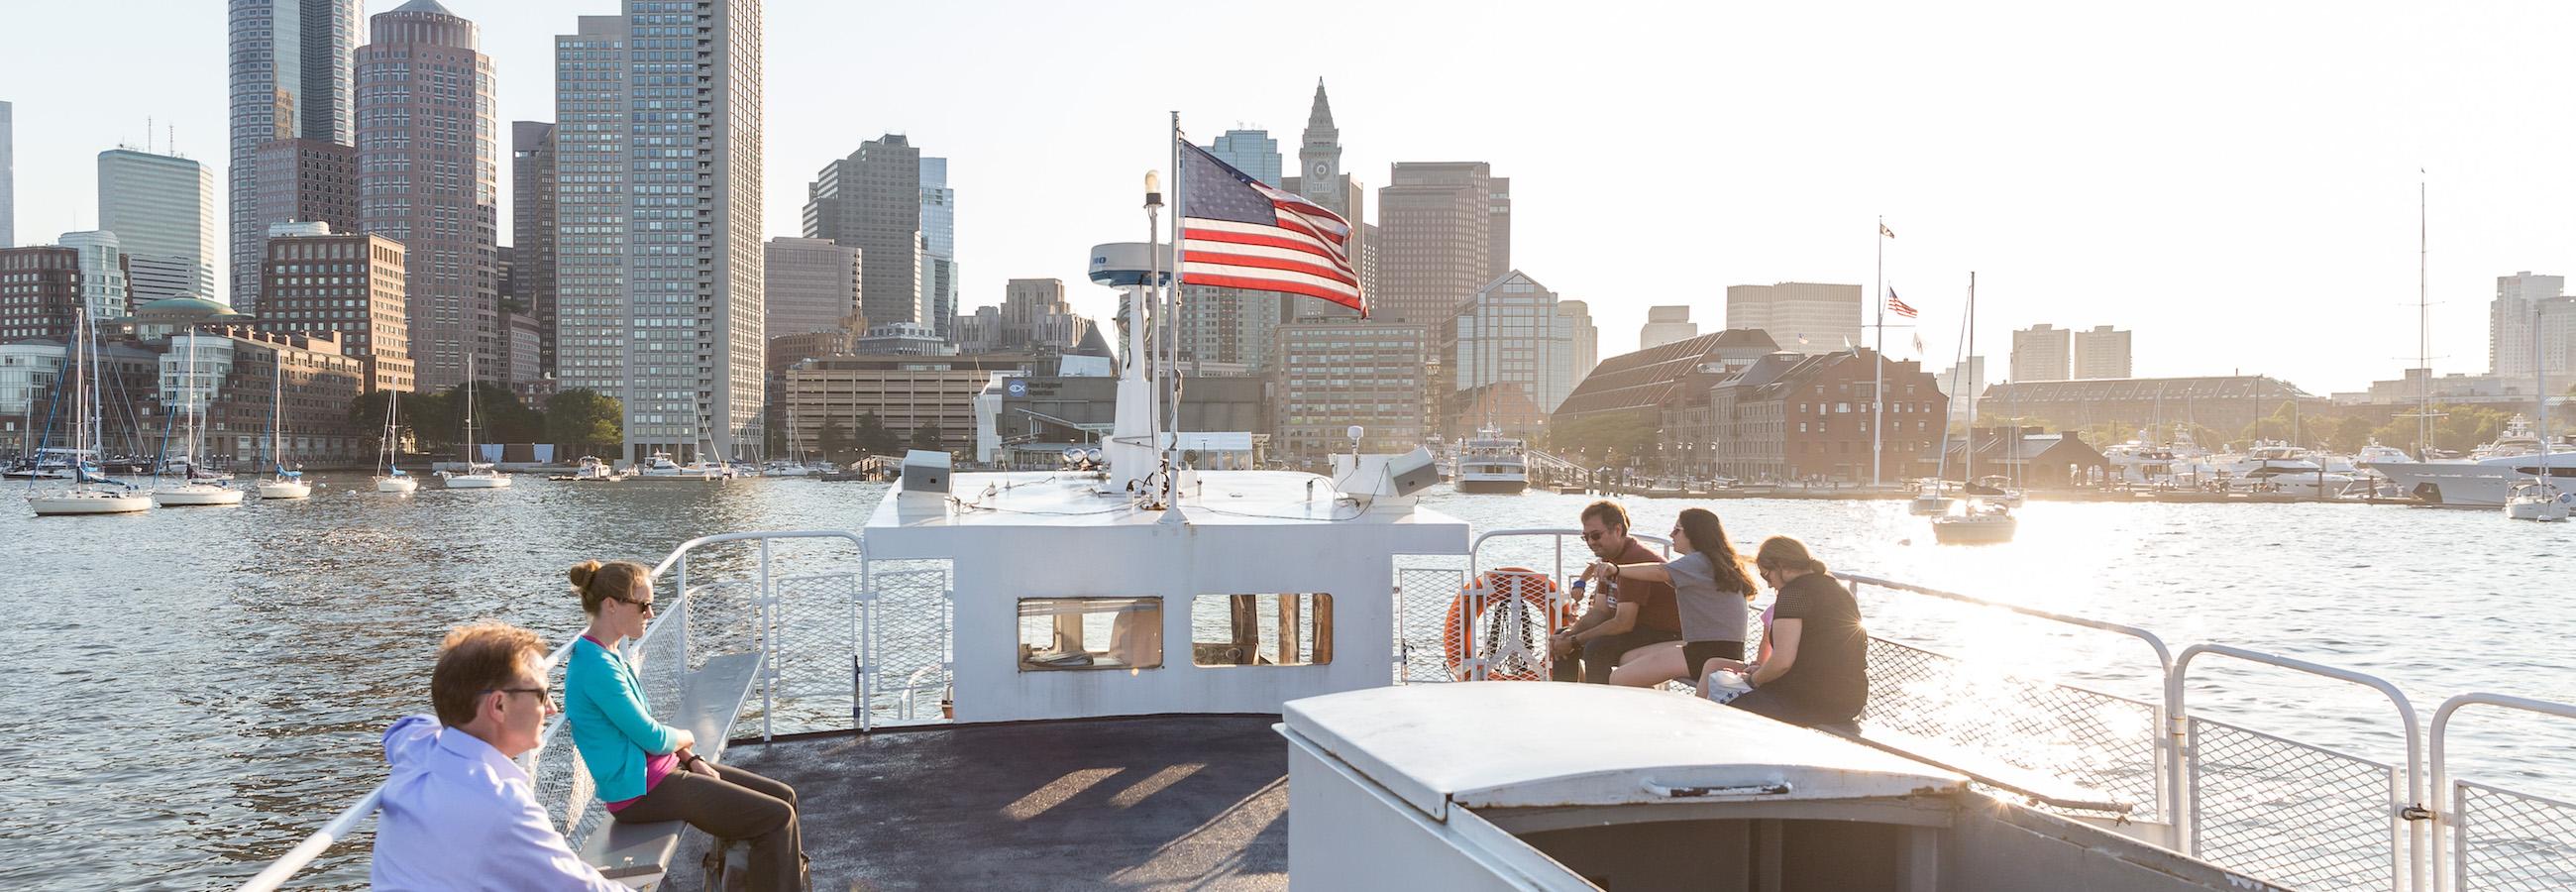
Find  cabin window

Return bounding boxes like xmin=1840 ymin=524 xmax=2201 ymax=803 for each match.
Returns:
xmin=1191 ymin=594 xmax=1334 ymax=666
xmin=1017 ymin=597 xmax=1163 ymax=671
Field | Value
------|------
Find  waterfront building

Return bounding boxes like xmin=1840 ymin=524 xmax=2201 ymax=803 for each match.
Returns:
xmin=510 ymin=121 xmax=557 ymax=378
xmin=1724 ymin=282 xmax=1862 ymax=356
xmin=357 ymin=0 xmax=498 ymax=393
xmin=2489 ymin=271 xmax=2574 ymax=382
xmin=0 ymin=100 xmax=12 ymax=247
xmin=781 ymin=352 xmax=1044 ymax=455
xmin=1551 ymin=328 xmax=1782 ymax=474
xmin=1979 ymin=375 xmax=2323 ymax=439
xmin=229 ymin=0 xmax=363 ymax=312
xmin=56 ymin=231 xmax=133 ymax=321
xmin=2074 ymin=325 xmax=2132 ymax=380
xmin=1640 ymin=305 xmax=1696 ymax=351
xmin=1558 ymin=299 xmax=1598 ymax=382
xmin=180 ymin=327 xmax=369 ymax=466
xmin=1688 ymin=349 xmax=1946 ymax=484
xmin=1274 ymin=320 xmax=1431 ymax=458
xmin=254 ymin=138 xmax=360 ymax=239
xmin=124 ymin=257 xmax=204 ymax=310
xmin=253 ymin=225 xmax=413 ymax=393
xmin=1278 ymin=81 xmax=1370 ymax=321
xmin=1451 ymin=271 xmax=1579 ymax=438
xmin=502 ymin=310 xmax=540 ymax=386
xmin=2010 ymin=323 xmax=2073 ymax=382
xmin=0 ymin=245 xmax=82 ymax=341
xmin=765 ymin=237 xmax=862 ymax=337
xmin=1001 ymin=278 xmax=1092 ymax=353
xmin=552 ymin=1 xmax=766 ymax=464
xmin=805 ymin=135 xmax=930 ymax=330
xmin=0 ymin=341 xmax=64 ymax=453
xmin=96 ymin=148 xmax=218 ymax=300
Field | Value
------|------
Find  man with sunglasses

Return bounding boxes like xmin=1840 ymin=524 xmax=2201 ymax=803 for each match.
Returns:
xmin=1548 ymin=501 xmax=1683 ymax=683
xmin=374 ymin=622 xmax=628 ymax=890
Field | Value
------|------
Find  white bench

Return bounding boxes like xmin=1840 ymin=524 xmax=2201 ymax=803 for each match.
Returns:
xmin=575 ymin=651 xmax=763 ymax=888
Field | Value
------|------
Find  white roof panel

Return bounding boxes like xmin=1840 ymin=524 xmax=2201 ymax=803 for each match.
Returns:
xmin=1283 ymin=683 xmax=1965 ymax=820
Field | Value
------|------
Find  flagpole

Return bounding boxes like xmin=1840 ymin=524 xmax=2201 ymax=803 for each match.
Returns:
xmin=1873 ymin=215 xmax=1885 ymax=489
xmin=1162 ymin=111 xmax=1185 ymax=516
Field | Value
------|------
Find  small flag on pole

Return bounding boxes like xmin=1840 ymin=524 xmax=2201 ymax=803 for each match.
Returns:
xmin=1879 ymin=222 xmax=1895 ymax=239
xmin=1178 ymin=140 xmax=1364 ymax=315
xmin=1886 ymin=287 xmax=1918 ymax=318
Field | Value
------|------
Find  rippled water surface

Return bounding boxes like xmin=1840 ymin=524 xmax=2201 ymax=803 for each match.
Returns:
xmin=3 ymin=477 xmax=2571 ymax=889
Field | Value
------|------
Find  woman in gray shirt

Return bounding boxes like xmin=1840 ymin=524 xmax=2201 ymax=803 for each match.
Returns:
xmin=1589 ymin=507 xmax=1759 ymax=691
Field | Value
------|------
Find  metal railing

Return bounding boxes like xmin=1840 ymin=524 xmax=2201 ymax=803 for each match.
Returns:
xmin=2430 ymin=694 xmax=2576 ymax=892
xmin=239 ymin=529 xmax=860 ymax=892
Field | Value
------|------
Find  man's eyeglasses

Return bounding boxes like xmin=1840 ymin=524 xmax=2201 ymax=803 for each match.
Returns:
xmin=490 ymin=686 xmax=557 ymax=710
xmin=1582 ymin=529 xmax=1613 ymax=542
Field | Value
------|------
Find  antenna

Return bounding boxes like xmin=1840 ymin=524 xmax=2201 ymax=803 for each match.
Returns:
xmin=147 ymin=117 xmax=154 ymax=154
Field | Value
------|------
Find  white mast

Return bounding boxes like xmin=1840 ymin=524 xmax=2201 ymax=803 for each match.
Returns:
xmin=1964 ymin=273 xmax=1978 ymax=486
xmin=1872 ymin=216 xmax=1885 ymax=488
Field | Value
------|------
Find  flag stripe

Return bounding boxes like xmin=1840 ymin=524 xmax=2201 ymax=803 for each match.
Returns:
xmin=1182 ymin=250 xmax=1358 ymax=286
xmin=1179 ymin=139 xmax=1366 ymax=315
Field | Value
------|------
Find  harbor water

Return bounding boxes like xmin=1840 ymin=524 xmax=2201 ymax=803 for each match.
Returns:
xmin=2 ymin=477 xmax=2571 ymax=889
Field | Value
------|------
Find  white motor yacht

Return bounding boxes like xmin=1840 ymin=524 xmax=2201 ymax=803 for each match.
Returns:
xmin=1452 ymin=423 xmax=1529 ymax=494
xmin=2367 ymin=444 xmax=2576 ymax=506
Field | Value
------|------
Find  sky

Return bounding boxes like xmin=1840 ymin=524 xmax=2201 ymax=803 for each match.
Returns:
xmin=3 ymin=0 xmax=2571 ymax=395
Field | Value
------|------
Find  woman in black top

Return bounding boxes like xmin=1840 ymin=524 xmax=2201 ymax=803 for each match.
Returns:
xmin=1727 ymin=536 xmax=1869 ymax=727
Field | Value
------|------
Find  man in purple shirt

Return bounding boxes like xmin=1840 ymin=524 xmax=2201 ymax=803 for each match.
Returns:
xmin=373 ymin=622 xmax=628 ymax=891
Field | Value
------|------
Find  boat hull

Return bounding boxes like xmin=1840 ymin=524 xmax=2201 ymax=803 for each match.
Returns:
xmin=1932 ymin=517 xmax=2018 ymax=544
xmin=2370 ymin=456 xmax=2576 ymax=506
xmin=1907 ymin=497 xmax=1953 ymax=515
xmin=31 ymin=493 xmax=154 ymax=515
xmin=444 ymin=475 xmax=512 ymax=489
xmin=258 ymin=481 xmax=312 ymax=500
xmin=153 ymin=486 xmax=245 ymax=506
xmin=1454 ymin=477 xmax=1528 ymax=494
xmin=2505 ymin=500 xmax=2569 ymax=521
xmin=376 ymin=477 xmax=419 ymax=494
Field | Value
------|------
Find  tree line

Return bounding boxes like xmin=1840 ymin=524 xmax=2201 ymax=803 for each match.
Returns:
xmin=349 ymin=386 xmax=623 ymax=458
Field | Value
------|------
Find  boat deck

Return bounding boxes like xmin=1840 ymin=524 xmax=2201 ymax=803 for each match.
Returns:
xmin=678 ymin=716 xmax=1288 ymax=891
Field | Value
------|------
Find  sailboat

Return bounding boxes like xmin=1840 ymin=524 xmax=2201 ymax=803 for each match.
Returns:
xmin=152 ymin=330 xmax=246 ymax=506
xmin=1933 ymin=272 xmax=2016 ymax=544
xmin=1912 ymin=304 xmax=1970 ymax=516
xmin=28 ymin=309 xmax=153 ymax=515
xmin=439 ymin=354 xmax=511 ymax=489
xmin=2504 ymin=303 xmax=2568 ymax=521
xmin=374 ymin=389 xmax=417 ymax=494
xmin=256 ymin=364 xmax=312 ymax=500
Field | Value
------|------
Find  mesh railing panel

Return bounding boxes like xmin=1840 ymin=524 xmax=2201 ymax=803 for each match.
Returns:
xmin=862 ymin=561 xmax=952 ymax=726
xmin=1396 ymin=566 xmax=1469 ymax=683
xmin=2456 ymin=781 xmax=2576 ymax=891
xmin=2190 ymin=717 xmax=2396 ymax=892
xmin=1860 ymin=637 xmax=2161 ymax=817
xmin=759 ymin=571 xmax=861 ymax=735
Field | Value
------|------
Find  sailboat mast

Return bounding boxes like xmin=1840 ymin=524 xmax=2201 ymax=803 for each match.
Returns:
xmin=2416 ymin=174 xmax=2431 ymax=459
xmin=1965 ymin=273 xmax=1977 ymax=484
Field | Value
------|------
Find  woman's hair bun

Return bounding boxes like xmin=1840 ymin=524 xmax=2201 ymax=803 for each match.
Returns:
xmin=568 ymin=559 xmax=601 ymax=592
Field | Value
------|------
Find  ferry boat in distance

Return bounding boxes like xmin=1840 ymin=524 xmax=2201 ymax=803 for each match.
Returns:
xmin=1453 ymin=423 xmax=1530 ymax=494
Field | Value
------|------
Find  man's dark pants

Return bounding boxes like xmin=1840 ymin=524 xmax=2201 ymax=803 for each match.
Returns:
xmin=1551 ymin=627 xmax=1681 ymax=683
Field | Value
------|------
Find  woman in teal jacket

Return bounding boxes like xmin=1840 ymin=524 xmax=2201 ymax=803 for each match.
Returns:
xmin=563 ymin=560 xmax=805 ymax=891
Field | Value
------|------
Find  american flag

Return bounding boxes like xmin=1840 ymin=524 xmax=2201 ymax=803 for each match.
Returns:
xmin=1885 ymin=287 xmax=1918 ymax=318
xmin=1179 ymin=140 xmax=1364 ymax=315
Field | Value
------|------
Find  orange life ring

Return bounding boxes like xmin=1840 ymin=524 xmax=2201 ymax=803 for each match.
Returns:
xmin=1443 ymin=568 xmax=1578 ymax=681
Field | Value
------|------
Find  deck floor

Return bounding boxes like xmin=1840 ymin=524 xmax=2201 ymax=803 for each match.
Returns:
xmin=674 ymin=716 xmax=1289 ymax=892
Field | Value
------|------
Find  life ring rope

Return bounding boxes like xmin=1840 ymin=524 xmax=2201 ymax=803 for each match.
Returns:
xmin=1443 ymin=568 xmax=1577 ymax=681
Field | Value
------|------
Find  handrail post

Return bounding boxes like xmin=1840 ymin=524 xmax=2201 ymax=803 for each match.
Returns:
xmin=759 ymin=537 xmax=774 ymax=742
xmin=2170 ymin=643 xmax=2424 ymax=892
xmin=2426 ymin=692 xmax=2576 ymax=892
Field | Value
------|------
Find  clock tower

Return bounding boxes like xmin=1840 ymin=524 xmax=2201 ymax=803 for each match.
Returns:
xmin=1298 ymin=79 xmax=1342 ymax=216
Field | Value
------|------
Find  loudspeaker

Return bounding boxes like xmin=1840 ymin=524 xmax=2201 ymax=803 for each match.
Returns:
xmin=1387 ymin=447 xmax=1441 ymax=497
xmin=901 ymin=449 xmax=950 ymax=497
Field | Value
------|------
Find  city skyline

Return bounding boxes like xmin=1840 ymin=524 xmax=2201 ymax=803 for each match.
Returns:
xmin=6 ymin=1 xmax=2576 ymax=393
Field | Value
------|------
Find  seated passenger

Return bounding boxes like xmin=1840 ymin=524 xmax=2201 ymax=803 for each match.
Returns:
xmin=563 ymin=560 xmax=807 ymax=892
xmin=1726 ymin=536 xmax=1870 ymax=726
xmin=373 ymin=622 xmax=628 ymax=890
xmin=1588 ymin=507 xmax=1759 ymax=690
xmin=1547 ymin=501 xmax=1683 ymax=683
